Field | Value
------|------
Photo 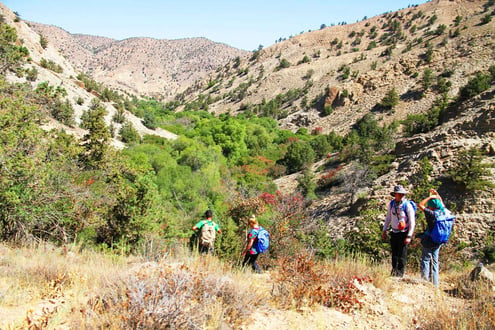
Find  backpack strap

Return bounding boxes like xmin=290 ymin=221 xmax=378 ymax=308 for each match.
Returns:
xmin=391 ymin=199 xmax=410 ymax=225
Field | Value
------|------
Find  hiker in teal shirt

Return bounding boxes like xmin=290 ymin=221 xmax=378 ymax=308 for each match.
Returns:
xmin=418 ymin=189 xmax=446 ymax=286
xmin=241 ymin=215 xmax=261 ymax=273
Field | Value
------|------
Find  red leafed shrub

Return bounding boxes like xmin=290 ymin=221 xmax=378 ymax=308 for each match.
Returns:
xmin=312 ymin=127 xmax=323 ymax=135
xmin=316 ymin=165 xmax=343 ymax=189
xmin=273 ymin=251 xmax=370 ymax=313
xmin=259 ymin=192 xmax=277 ymax=205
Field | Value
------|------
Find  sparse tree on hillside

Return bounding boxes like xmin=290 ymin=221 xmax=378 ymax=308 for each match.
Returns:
xmin=80 ymin=103 xmax=111 ymax=168
xmin=0 ymin=23 xmax=28 ymax=74
xmin=39 ymin=33 xmax=48 ymax=49
xmin=449 ymin=147 xmax=495 ymax=193
xmin=380 ymin=88 xmax=399 ymax=110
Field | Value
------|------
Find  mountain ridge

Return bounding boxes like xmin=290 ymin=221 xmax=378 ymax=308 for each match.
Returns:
xmin=27 ymin=21 xmax=249 ymax=98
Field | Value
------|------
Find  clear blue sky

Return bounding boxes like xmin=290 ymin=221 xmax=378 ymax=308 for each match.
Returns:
xmin=3 ymin=0 xmax=428 ymax=51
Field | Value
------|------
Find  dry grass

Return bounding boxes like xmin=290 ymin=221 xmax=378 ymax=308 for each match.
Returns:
xmin=1 ymin=242 xmax=494 ymax=329
xmin=0 ymin=242 xmax=269 ymax=329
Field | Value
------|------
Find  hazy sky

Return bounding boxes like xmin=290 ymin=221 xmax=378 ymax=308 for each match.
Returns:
xmin=3 ymin=0 xmax=428 ymax=51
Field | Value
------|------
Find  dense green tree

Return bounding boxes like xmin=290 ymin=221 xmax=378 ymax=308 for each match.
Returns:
xmin=80 ymin=103 xmax=111 ymax=168
xmin=0 ymin=23 xmax=28 ymax=74
xmin=119 ymin=121 xmax=141 ymax=144
xmin=458 ymin=72 xmax=491 ymax=101
xmin=281 ymin=139 xmax=315 ymax=174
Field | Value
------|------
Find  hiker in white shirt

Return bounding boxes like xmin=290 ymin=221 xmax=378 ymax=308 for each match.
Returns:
xmin=382 ymin=185 xmax=416 ymax=277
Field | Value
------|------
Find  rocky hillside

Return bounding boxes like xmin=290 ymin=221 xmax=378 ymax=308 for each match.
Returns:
xmin=176 ymin=0 xmax=495 ymax=248
xmin=0 ymin=2 xmax=178 ymax=148
xmin=180 ymin=0 xmax=493 ymax=134
xmin=27 ymin=22 xmax=249 ymax=99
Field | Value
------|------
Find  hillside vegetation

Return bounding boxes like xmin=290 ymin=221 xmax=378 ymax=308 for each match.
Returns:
xmin=0 ymin=0 xmax=494 ymax=328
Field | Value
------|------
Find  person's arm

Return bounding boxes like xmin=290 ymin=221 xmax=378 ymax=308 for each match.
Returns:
xmin=418 ymin=195 xmax=438 ymax=211
xmin=192 ymin=220 xmax=204 ymax=231
xmin=242 ymin=237 xmax=255 ymax=256
xmin=405 ymin=202 xmax=416 ymax=244
xmin=382 ymin=202 xmax=392 ymax=240
xmin=214 ymin=223 xmax=222 ymax=234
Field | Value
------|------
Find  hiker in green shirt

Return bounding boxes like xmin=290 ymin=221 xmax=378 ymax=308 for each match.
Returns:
xmin=192 ymin=210 xmax=221 ymax=254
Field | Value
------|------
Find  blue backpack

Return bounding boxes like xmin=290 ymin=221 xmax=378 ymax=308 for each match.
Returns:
xmin=255 ymin=226 xmax=270 ymax=253
xmin=428 ymin=210 xmax=455 ymax=244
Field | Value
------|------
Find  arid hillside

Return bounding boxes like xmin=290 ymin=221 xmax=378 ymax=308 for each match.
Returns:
xmin=181 ymin=0 xmax=494 ymax=135
xmin=173 ymin=0 xmax=495 ymax=252
xmin=27 ymin=22 xmax=249 ymax=99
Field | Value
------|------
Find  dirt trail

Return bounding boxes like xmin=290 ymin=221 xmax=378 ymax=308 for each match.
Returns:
xmin=243 ymin=274 xmax=464 ymax=329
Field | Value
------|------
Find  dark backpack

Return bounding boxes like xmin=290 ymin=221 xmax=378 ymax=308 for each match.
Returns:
xmin=255 ymin=226 xmax=270 ymax=253
xmin=428 ymin=210 xmax=455 ymax=244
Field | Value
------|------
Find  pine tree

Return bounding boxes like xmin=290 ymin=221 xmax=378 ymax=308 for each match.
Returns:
xmin=80 ymin=103 xmax=111 ymax=168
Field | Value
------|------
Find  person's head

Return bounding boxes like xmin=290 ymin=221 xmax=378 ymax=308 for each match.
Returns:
xmin=426 ymin=198 xmax=445 ymax=213
xmin=390 ymin=185 xmax=408 ymax=201
xmin=204 ymin=210 xmax=213 ymax=219
xmin=248 ymin=214 xmax=258 ymax=227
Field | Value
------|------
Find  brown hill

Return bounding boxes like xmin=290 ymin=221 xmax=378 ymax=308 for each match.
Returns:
xmin=27 ymin=22 xmax=249 ymax=98
xmin=180 ymin=0 xmax=493 ymax=134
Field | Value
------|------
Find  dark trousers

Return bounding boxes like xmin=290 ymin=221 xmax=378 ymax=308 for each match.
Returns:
xmin=242 ymin=253 xmax=261 ymax=273
xmin=390 ymin=232 xmax=408 ymax=277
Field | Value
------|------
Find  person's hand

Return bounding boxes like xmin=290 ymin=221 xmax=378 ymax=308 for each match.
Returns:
xmin=404 ymin=236 xmax=412 ymax=245
xmin=382 ymin=231 xmax=387 ymax=241
xmin=429 ymin=189 xmax=438 ymax=197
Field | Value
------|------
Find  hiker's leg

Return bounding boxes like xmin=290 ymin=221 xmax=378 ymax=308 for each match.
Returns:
xmin=420 ymin=247 xmax=431 ymax=281
xmin=391 ymin=232 xmax=407 ymax=276
xmin=431 ymin=246 xmax=440 ymax=286
xmin=398 ymin=241 xmax=408 ymax=277
xmin=251 ymin=254 xmax=261 ymax=273
xmin=242 ymin=254 xmax=250 ymax=268
xmin=390 ymin=233 xmax=400 ymax=275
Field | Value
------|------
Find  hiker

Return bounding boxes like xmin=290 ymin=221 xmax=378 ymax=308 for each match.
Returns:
xmin=382 ymin=185 xmax=416 ymax=277
xmin=241 ymin=215 xmax=262 ymax=273
xmin=192 ymin=210 xmax=221 ymax=254
xmin=418 ymin=189 xmax=446 ymax=286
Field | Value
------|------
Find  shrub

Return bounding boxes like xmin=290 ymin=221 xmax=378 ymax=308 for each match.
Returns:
xmin=281 ymin=140 xmax=315 ymax=174
xmin=273 ymin=251 xmax=372 ymax=313
xmin=119 ymin=121 xmax=141 ymax=144
xmin=480 ymin=14 xmax=492 ymax=25
xmin=25 ymin=67 xmax=38 ymax=81
xmin=379 ymin=88 xmax=399 ymax=110
xmin=458 ymin=72 xmax=491 ymax=101
xmin=449 ymin=147 xmax=495 ymax=193
xmin=39 ymin=33 xmax=48 ymax=49
xmin=277 ymin=58 xmax=290 ymax=70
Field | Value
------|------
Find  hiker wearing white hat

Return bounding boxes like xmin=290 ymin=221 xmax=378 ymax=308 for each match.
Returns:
xmin=382 ymin=185 xmax=416 ymax=277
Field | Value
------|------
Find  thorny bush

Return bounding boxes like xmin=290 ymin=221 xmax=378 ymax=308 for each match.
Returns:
xmin=273 ymin=251 xmax=371 ymax=313
xmin=111 ymin=263 xmax=263 ymax=329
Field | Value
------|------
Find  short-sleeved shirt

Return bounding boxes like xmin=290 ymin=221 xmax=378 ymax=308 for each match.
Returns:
xmin=246 ymin=227 xmax=260 ymax=255
xmin=194 ymin=219 xmax=220 ymax=232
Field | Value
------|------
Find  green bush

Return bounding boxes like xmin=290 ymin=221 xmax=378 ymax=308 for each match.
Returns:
xmin=379 ymin=88 xmax=399 ymax=110
xmin=119 ymin=121 xmax=141 ymax=144
xmin=458 ymin=72 xmax=491 ymax=101
xmin=449 ymin=147 xmax=495 ymax=193
xmin=281 ymin=139 xmax=315 ymax=174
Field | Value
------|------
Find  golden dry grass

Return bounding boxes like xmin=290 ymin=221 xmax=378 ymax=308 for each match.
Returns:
xmin=0 ymin=242 xmax=493 ymax=329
